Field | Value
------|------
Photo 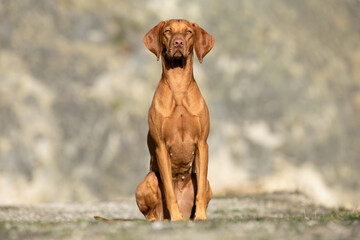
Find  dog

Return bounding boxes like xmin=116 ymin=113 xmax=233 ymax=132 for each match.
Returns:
xmin=135 ymin=19 xmax=214 ymax=221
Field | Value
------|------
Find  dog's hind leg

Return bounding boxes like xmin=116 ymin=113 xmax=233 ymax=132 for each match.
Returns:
xmin=135 ymin=172 xmax=168 ymax=220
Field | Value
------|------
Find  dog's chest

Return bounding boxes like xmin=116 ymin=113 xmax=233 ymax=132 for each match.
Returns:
xmin=162 ymin=105 xmax=200 ymax=168
xmin=162 ymin=105 xmax=201 ymax=141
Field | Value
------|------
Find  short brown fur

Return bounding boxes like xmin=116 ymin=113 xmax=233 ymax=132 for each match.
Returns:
xmin=136 ymin=19 xmax=214 ymax=221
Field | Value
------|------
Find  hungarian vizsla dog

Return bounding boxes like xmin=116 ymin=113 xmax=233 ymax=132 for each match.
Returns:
xmin=135 ymin=19 xmax=214 ymax=221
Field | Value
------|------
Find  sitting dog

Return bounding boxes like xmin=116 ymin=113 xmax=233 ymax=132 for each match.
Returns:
xmin=135 ymin=19 xmax=214 ymax=221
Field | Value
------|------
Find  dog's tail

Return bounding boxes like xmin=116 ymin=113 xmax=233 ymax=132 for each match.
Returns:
xmin=94 ymin=216 xmax=118 ymax=222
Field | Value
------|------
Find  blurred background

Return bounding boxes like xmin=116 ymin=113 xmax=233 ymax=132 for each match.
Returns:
xmin=0 ymin=0 xmax=359 ymax=208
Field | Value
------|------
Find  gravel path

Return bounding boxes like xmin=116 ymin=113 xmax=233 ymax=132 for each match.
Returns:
xmin=0 ymin=192 xmax=359 ymax=240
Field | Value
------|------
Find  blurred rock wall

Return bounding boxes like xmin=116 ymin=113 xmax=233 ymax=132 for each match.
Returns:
xmin=0 ymin=0 xmax=359 ymax=207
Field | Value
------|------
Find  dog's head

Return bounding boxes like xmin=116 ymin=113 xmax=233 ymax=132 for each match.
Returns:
xmin=143 ymin=19 xmax=214 ymax=63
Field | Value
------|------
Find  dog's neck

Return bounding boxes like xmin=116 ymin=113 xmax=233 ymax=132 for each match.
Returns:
xmin=161 ymin=54 xmax=194 ymax=105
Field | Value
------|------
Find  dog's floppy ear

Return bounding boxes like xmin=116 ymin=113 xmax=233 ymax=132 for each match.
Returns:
xmin=143 ymin=21 xmax=166 ymax=61
xmin=192 ymin=23 xmax=215 ymax=63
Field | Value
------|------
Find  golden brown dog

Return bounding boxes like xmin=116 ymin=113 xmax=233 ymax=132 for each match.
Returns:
xmin=135 ymin=19 xmax=214 ymax=221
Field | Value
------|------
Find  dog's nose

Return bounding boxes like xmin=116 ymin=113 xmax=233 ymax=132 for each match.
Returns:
xmin=173 ymin=38 xmax=184 ymax=47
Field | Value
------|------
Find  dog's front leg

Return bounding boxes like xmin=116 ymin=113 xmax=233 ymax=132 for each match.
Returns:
xmin=194 ymin=141 xmax=209 ymax=220
xmin=156 ymin=143 xmax=183 ymax=221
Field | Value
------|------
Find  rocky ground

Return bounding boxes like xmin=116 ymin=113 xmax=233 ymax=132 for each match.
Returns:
xmin=0 ymin=192 xmax=359 ymax=240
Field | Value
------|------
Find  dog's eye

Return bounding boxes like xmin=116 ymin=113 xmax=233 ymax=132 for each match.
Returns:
xmin=164 ymin=29 xmax=172 ymax=34
xmin=186 ymin=30 xmax=192 ymax=34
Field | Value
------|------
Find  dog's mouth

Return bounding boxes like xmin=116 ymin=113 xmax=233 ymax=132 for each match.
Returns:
xmin=167 ymin=46 xmax=187 ymax=59
xmin=163 ymin=50 xmax=186 ymax=68
xmin=173 ymin=50 xmax=184 ymax=58
xmin=162 ymin=45 xmax=189 ymax=68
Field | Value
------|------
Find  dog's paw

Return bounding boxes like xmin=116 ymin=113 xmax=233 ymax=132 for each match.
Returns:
xmin=170 ymin=214 xmax=183 ymax=221
xmin=194 ymin=209 xmax=207 ymax=221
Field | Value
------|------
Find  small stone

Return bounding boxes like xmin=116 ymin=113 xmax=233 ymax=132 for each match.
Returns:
xmin=152 ymin=221 xmax=163 ymax=230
